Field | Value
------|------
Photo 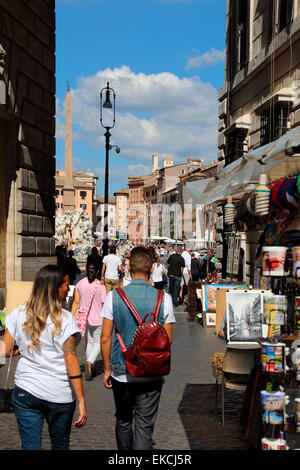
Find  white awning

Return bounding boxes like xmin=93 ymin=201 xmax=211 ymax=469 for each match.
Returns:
xmin=182 ymin=126 xmax=300 ymax=205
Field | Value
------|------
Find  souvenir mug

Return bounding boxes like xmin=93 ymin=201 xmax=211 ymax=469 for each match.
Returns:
xmin=293 ymin=247 xmax=300 ymax=278
xmin=261 ymin=438 xmax=288 ymax=450
xmin=261 ymin=391 xmax=285 ymax=425
xmin=261 ymin=343 xmax=285 ymax=374
xmin=262 ymin=247 xmax=287 ymax=277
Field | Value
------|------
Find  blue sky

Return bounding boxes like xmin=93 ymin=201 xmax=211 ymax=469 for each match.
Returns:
xmin=55 ymin=0 xmax=227 ymax=196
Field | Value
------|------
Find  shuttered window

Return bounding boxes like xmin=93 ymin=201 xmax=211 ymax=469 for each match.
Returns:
xmin=279 ymin=0 xmax=293 ymax=32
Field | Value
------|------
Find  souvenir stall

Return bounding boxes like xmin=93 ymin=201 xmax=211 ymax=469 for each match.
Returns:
xmin=211 ymin=173 xmax=300 ymax=450
xmin=240 ymin=173 xmax=300 ymax=450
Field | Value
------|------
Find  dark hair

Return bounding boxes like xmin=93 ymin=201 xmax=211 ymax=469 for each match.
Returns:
xmin=130 ymin=246 xmax=154 ymax=275
xmin=109 ymin=246 xmax=116 ymax=254
xmin=91 ymin=247 xmax=98 ymax=256
xmin=87 ymin=263 xmax=98 ymax=283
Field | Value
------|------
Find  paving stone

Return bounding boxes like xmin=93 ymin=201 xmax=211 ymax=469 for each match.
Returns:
xmin=0 ymin=306 xmax=249 ymax=450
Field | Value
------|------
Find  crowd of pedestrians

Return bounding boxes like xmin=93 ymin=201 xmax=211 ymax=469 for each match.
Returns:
xmin=1 ymin=239 xmax=217 ymax=451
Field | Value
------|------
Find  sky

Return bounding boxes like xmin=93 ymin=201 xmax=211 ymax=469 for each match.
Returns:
xmin=55 ymin=0 xmax=227 ymax=196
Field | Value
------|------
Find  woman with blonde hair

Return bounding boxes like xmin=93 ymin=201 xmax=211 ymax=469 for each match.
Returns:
xmin=1 ymin=265 xmax=87 ymax=450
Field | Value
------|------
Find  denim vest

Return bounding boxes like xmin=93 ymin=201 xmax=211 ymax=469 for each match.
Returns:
xmin=111 ymin=279 xmax=165 ymax=374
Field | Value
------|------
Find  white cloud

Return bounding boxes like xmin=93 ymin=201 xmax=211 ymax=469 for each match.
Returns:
xmin=186 ymin=48 xmax=225 ymax=69
xmin=56 ymin=65 xmax=219 ymax=172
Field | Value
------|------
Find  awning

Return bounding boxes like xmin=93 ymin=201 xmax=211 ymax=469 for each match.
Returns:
xmin=183 ymin=126 xmax=300 ymax=205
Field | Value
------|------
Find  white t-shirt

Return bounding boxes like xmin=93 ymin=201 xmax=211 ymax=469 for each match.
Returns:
xmin=103 ymin=254 xmax=122 ymax=280
xmin=152 ymin=263 xmax=164 ymax=283
xmin=5 ymin=304 xmax=80 ymax=403
xmin=102 ymin=289 xmax=175 ymax=383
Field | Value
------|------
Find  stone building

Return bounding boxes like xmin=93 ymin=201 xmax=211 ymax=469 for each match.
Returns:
xmin=218 ymin=0 xmax=300 ymax=166
xmin=215 ymin=0 xmax=300 ymax=283
xmin=114 ymin=188 xmax=129 ymax=240
xmin=0 ymin=1 xmax=56 ymax=295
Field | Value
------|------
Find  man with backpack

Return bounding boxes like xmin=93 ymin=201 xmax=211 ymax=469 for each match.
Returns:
xmin=101 ymin=246 xmax=175 ymax=450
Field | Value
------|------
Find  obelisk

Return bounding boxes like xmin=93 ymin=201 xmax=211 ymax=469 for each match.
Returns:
xmin=62 ymin=82 xmax=75 ymax=211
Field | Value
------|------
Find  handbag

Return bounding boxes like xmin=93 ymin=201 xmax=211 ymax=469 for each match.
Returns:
xmin=0 ymin=320 xmax=17 ymax=413
xmin=76 ymin=280 xmax=100 ymax=338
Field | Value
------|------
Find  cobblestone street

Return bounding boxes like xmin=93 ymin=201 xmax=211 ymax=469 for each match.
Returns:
xmin=0 ymin=305 xmax=246 ymax=451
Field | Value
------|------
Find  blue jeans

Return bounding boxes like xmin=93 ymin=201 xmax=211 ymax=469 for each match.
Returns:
xmin=12 ymin=386 xmax=76 ymax=450
xmin=168 ymin=275 xmax=181 ymax=306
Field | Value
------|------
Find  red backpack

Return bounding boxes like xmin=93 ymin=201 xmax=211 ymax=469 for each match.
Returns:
xmin=115 ymin=288 xmax=171 ymax=377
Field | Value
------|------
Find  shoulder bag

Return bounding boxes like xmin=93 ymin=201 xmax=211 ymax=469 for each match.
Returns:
xmin=0 ymin=318 xmax=17 ymax=413
xmin=76 ymin=280 xmax=100 ymax=338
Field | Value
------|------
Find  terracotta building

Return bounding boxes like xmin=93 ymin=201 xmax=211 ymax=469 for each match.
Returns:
xmin=55 ymin=169 xmax=98 ymax=222
xmin=0 ymin=1 xmax=56 ymax=298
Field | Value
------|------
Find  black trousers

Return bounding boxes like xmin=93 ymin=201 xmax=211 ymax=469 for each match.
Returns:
xmin=111 ymin=377 xmax=163 ymax=450
xmin=154 ymin=281 xmax=164 ymax=290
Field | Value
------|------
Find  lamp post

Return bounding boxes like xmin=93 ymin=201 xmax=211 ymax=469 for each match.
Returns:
xmin=100 ymin=82 xmax=120 ymax=257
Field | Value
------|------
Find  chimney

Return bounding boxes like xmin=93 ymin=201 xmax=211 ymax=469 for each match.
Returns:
xmin=152 ymin=154 xmax=159 ymax=173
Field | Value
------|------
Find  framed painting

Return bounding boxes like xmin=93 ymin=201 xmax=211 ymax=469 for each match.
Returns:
xmin=226 ymin=290 xmax=264 ymax=344
xmin=203 ymin=312 xmax=216 ymax=328
xmin=202 ymin=284 xmax=246 ymax=313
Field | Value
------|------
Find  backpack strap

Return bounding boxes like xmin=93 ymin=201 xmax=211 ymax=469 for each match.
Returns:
xmin=117 ymin=287 xmax=164 ymax=323
xmin=116 ymin=288 xmax=142 ymax=324
xmin=153 ymin=289 xmax=164 ymax=322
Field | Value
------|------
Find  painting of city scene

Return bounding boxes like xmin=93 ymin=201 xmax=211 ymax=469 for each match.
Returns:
xmin=226 ymin=291 xmax=263 ymax=343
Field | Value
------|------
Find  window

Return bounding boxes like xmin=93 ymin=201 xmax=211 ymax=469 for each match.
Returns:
xmin=80 ymin=204 xmax=87 ymax=210
xmin=55 ymin=190 xmax=59 ymax=197
xmin=267 ymin=0 xmax=275 ymax=42
xmin=226 ymin=129 xmax=248 ymax=165
xmin=80 ymin=191 xmax=87 ymax=200
xmin=229 ymin=0 xmax=249 ymax=80
xmin=260 ymin=105 xmax=289 ymax=146
xmin=55 ymin=202 xmax=59 ymax=209
xmin=279 ymin=0 xmax=293 ymax=32
xmin=152 ymin=190 xmax=155 ymax=196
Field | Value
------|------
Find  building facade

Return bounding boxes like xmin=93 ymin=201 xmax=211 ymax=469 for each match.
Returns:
xmin=218 ymin=0 xmax=300 ymax=166
xmin=217 ymin=0 xmax=300 ymax=283
xmin=55 ymin=169 xmax=98 ymax=222
xmin=114 ymin=188 xmax=129 ymax=239
xmin=95 ymin=196 xmax=116 ymax=240
xmin=0 ymin=0 xmax=56 ymax=294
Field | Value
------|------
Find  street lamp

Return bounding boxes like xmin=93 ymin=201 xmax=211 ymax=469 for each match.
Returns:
xmin=100 ymin=82 xmax=120 ymax=256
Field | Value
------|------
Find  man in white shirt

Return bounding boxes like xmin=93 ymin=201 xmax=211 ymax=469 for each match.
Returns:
xmin=101 ymin=245 xmax=122 ymax=292
xmin=101 ymin=246 xmax=175 ymax=450
xmin=179 ymin=247 xmax=191 ymax=303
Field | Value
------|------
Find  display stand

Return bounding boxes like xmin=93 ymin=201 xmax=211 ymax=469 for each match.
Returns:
xmin=220 ymin=344 xmax=260 ymax=427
